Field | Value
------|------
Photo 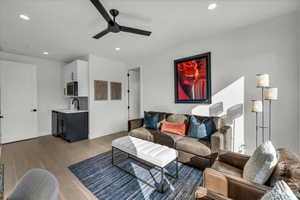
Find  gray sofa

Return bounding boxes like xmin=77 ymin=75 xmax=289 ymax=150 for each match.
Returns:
xmin=128 ymin=111 xmax=233 ymax=170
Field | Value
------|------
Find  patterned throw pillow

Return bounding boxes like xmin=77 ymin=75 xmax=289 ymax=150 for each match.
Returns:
xmin=243 ymin=141 xmax=278 ymax=184
xmin=269 ymin=149 xmax=300 ymax=192
xmin=143 ymin=112 xmax=159 ymax=130
xmin=187 ymin=116 xmax=216 ymax=140
xmin=161 ymin=121 xmax=186 ymax=136
xmin=261 ymin=180 xmax=298 ymax=200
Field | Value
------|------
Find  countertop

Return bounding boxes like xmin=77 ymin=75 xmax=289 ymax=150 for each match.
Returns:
xmin=53 ymin=109 xmax=89 ymax=114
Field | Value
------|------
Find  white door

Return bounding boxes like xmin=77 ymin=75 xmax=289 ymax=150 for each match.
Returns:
xmin=0 ymin=60 xmax=38 ymax=143
xmin=128 ymin=68 xmax=141 ymax=120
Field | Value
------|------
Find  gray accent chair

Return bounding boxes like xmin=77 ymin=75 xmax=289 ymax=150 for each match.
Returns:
xmin=8 ymin=169 xmax=59 ymax=200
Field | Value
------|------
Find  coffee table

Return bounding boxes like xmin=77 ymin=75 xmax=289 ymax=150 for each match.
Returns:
xmin=112 ymin=136 xmax=179 ymax=193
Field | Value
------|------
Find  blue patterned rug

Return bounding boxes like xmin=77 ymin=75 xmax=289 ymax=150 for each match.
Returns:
xmin=69 ymin=150 xmax=202 ymax=200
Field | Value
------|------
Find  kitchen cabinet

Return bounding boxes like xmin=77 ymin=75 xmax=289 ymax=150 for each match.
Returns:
xmin=52 ymin=111 xmax=88 ymax=142
xmin=63 ymin=60 xmax=88 ymax=97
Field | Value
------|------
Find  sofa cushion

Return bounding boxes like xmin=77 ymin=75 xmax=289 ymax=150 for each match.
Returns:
xmin=187 ymin=115 xmax=207 ymax=139
xmin=176 ymin=137 xmax=211 ymax=157
xmin=167 ymin=114 xmax=188 ymax=124
xmin=188 ymin=116 xmax=216 ymax=140
xmin=161 ymin=121 xmax=186 ymax=136
xmin=212 ymin=160 xmax=243 ymax=178
xmin=243 ymin=141 xmax=278 ymax=184
xmin=148 ymin=111 xmax=168 ymax=122
xmin=155 ymin=132 xmax=184 ymax=148
xmin=129 ymin=127 xmax=157 ymax=141
xmin=147 ymin=111 xmax=168 ymax=128
xmin=143 ymin=111 xmax=159 ymax=129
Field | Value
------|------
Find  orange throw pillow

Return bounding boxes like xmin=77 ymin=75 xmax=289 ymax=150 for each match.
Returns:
xmin=161 ymin=121 xmax=186 ymax=136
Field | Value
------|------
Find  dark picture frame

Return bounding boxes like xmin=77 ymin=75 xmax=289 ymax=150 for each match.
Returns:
xmin=94 ymin=80 xmax=108 ymax=100
xmin=110 ymin=82 xmax=122 ymax=100
xmin=174 ymin=52 xmax=211 ymax=104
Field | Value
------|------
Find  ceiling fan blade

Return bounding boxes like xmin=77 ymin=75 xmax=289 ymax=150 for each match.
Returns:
xmin=93 ymin=29 xmax=110 ymax=39
xmin=90 ymin=0 xmax=113 ymax=24
xmin=120 ymin=26 xmax=151 ymax=36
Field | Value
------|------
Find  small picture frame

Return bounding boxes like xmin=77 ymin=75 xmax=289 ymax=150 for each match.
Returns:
xmin=94 ymin=80 xmax=108 ymax=100
xmin=110 ymin=82 xmax=122 ymax=100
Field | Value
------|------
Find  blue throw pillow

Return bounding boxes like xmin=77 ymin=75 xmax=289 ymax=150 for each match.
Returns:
xmin=143 ymin=112 xmax=159 ymax=130
xmin=188 ymin=116 xmax=217 ymax=140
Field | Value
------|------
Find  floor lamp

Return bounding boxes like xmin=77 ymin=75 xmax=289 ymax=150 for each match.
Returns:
xmin=252 ymin=74 xmax=278 ymax=146
xmin=256 ymin=74 xmax=269 ymax=142
xmin=264 ymin=87 xmax=278 ymax=141
xmin=251 ymin=100 xmax=263 ymax=147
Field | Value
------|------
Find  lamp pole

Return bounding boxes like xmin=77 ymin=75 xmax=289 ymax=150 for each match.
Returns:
xmin=261 ymin=87 xmax=265 ymax=143
xmin=256 ymin=112 xmax=259 ymax=148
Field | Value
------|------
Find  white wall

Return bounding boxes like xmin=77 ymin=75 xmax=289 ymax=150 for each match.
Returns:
xmin=140 ymin=13 xmax=299 ymax=154
xmin=0 ymin=51 xmax=68 ymax=135
xmin=88 ymin=54 xmax=128 ymax=139
xmin=192 ymin=77 xmax=245 ymax=153
xmin=298 ymin=12 xmax=300 ymax=154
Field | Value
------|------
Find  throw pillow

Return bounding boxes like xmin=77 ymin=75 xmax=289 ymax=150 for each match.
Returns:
xmin=260 ymin=180 xmax=298 ymax=200
xmin=161 ymin=121 xmax=186 ymax=136
xmin=187 ymin=116 xmax=216 ymax=140
xmin=167 ymin=114 xmax=188 ymax=124
xmin=267 ymin=148 xmax=300 ymax=198
xmin=147 ymin=111 xmax=167 ymax=128
xmin=143 ymin=112 xmax=159 ymax=130
xmin=243 ymin=141 xmax=278 ymax=184
xmin=269 ymin=149 xmax=300 ymax=186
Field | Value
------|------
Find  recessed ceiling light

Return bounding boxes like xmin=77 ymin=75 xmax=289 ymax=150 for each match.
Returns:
xmin=208 ymin=3 xmax=217 ymax=10
xmin=115 ymin=47 xmax=120 ymax=51
xmin=43 ymin=51 xmax=49 ymax=55
xmin=19 ymin=14 xmax=30 ymax=21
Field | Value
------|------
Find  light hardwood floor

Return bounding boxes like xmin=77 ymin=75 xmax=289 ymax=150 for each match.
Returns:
xmin=1 ymin=132 xmax=127 ymax=200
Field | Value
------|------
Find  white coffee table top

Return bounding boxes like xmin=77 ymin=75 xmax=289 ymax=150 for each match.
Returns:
xmin=112 ymin=136 xmax=178 ymax=168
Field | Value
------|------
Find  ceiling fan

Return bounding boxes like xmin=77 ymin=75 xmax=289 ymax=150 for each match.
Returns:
xmin=90 ymin=0 xmax=152 ymax=39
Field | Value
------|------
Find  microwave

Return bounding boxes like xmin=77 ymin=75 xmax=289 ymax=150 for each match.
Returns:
xmin=66 ymin=81 xmax=78 ymax=96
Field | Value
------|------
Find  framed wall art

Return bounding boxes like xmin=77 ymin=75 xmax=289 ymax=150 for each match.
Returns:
xmin=174 ymin=52 xmax=211 ymax=104
xmin=110 ymin=82 xmax=122 ymax=100
xmin=94 ymin=80 xmax=108 ymax=100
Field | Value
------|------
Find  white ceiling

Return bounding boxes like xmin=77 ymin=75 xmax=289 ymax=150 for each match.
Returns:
xmin=0 ymin=0 xmax=299 ymax=64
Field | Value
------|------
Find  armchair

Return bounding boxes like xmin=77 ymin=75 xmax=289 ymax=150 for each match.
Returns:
xmin=202 ymin=151 xmax=270 ymax=200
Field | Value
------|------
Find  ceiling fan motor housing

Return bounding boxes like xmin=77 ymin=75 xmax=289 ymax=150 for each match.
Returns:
xmin=110 ymin=9 xmax=119 ymax=18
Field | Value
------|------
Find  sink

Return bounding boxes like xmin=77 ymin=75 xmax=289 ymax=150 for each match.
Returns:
xmin=53 ymin=109 xmax=88 ymax=114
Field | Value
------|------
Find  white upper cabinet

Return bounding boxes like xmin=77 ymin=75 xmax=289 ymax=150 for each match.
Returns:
xmin=63 ymin=60 xmax=88 ymax=97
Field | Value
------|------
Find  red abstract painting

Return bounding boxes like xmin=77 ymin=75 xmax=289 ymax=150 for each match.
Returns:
xmin=174 ymin=53 xmax=211 ymax=104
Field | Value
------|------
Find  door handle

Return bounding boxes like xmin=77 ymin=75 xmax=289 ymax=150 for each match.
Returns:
xmin=0 ymin=115 xmax=3 ymax=119
xmin=32 ymin=109 xmax=37 ymax=112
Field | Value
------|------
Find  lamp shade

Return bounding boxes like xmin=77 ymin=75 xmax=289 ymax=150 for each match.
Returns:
xmin=209 ymin=102 xmax=224 ymax=116
xmin=256 ymin=74 xmax=269 ymax=88
xmin=251 ymin=100 xmax=263 ymax=112
xmin=226 ymin=104 xmax=243 ymax=124
xmin=264 ymin=87 xmax=278 ymax=100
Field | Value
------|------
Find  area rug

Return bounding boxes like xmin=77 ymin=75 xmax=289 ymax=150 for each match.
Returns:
xmin=69 ymin=150 xmax=202 ymax=200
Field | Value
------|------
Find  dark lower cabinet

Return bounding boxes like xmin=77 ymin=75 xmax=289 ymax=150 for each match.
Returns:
xmin=52 ymin=111 xmax=88 ymax=142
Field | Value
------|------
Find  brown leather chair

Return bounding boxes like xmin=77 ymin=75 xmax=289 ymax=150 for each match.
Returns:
xmin=195 ymin=187 xmax=233 ymax=200
xmin=200 ymin=149 xmax=300 ymax=200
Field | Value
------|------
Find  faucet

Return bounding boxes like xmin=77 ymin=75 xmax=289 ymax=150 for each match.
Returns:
xmin=71 ymin=98 xmax=80 ymax=110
